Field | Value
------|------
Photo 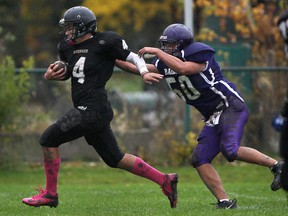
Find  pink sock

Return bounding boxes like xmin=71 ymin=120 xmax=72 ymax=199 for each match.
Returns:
xmin=131 ymin=157 xmax=166 ymax=186
xmin=44 ymin=158 xmax=61 ymax=196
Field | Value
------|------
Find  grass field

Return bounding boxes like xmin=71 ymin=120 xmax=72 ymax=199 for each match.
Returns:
xmin=0 ymin=162 xmax=287 ymax=216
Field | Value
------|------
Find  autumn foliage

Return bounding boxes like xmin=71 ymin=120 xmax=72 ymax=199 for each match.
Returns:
xmin=194 ymin=0 xmax=286 ymax=66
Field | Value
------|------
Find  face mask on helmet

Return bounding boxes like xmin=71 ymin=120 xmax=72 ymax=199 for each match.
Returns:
xmin=59 ymin=6 xmax=97 ymax=43
xmin=59 ymin=19 xmax=89 ymax=42
xmin=158 ymin=23 xmax=194 ymax=57
xmin=158 ymin=37 xmax=178 ymax=55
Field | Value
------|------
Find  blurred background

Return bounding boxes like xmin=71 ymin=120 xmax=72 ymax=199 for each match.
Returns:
xmin=0 ymin=0 xmax=287 ymax=168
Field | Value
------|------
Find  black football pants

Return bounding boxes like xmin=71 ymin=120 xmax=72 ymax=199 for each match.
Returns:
xmin=39 ymin=108 xmax=124 ymax=167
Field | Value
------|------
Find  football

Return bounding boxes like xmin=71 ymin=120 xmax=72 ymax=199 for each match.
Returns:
xmin=53 ymin=60 xmax=67 ymax=73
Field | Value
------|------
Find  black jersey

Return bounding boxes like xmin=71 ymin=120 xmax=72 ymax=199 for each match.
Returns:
xmin=57 ymin=31 xmax=131 ymax=111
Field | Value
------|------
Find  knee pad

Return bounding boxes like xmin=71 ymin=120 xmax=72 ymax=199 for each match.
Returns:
xmin=90 ymin=142 xmax=124 ymax=168
xmin=103 ymin=159 xmax=119 ymax=168
xmin=39 ymin=123 xmax=62 ymax=148
xmin=99 ymin=153 xmax=123 ymax=168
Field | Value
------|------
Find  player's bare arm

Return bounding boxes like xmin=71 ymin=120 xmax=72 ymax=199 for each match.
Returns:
xmin=44 ymin=63 xmax=66 ymax=80
xmin=138 ymin=47 xmax=206 ymax=75
xmin=115 ymin=59 xmax=139 ymax=75
xmin=115 ymin=59 xmax=163 ymax=85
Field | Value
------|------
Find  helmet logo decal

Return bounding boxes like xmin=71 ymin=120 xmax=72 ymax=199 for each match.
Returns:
xmin=99 ymin=40 xmax=105 ymax=45
xmin=160 ymin=35 xmax=168 ymax=40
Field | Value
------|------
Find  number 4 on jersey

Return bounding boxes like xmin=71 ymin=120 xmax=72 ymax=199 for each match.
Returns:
xmin=73 ymin=57 xmax=86 ymax=84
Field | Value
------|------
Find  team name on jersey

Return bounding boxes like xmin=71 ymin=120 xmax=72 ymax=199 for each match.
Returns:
xmin=73 ymin=49 xmax=88 ymax=54
xmin=164 ymin=68 xmax=177 ymax=75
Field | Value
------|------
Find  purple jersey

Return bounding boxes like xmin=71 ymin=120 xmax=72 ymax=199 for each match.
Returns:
xmin=154 ymin=42 xmax=244 ymax=120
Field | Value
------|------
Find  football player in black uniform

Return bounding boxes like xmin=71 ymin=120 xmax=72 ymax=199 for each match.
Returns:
xmin=22 ymin=6 xmax=178 ymax=208
xmin=272 ymin=10 xmax=288 ymax=191
xmin=117 ymin=23 xmax=283 ymax=209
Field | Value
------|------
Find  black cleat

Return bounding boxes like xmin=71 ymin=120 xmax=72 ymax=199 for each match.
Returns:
xmin=281 ymin=161 xmax=288 ymax=191
xmin=271 ymin=161 xmax=284 ymax=191
xmin=216 ymin=199 xmax=237 ymax=209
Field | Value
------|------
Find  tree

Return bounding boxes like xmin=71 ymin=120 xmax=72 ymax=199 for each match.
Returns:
xmin=194 ymin=0 xmax=285 ymax=65
xmin=0 ymin=1 xmax=18 ymax=59
xmin=83 ymin=0 xmax=184 ymax=49
xmin=84 ymin=0 xmax=183 ymax=33
xmin=18 ymin=0 xmax=84 ymax=67
xmin=0 ymin=0 xmax=84 ymax=67
xmin=0 ymin=56 xmax=32 ymax=132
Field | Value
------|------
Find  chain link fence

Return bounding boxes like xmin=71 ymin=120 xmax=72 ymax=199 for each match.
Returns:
xmin=1 ymin=67 xmax=287 ymax=167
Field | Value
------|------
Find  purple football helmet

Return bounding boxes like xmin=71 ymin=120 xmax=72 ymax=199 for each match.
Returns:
xmin=158 ymin=23 xmax=194 ymax=56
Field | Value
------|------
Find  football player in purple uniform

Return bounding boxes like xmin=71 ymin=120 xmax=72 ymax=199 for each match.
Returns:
xmin=22 ymin=6 xmax=179 ymax=209
xmin=272 ymin=10 xmax=288 ymax=192
xmin=117 ymin=23 xmax=283 ymax=209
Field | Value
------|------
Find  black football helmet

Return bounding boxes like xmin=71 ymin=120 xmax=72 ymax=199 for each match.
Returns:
xmin=158 ymin=23 xmax=194 ymax=56
xmin=59 ymin=6 xmax=97 ymax=42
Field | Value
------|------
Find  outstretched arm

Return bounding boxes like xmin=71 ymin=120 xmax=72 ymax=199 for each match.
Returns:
xmin=138 ymin=47 xmax=206 ymax=75
xmin=115 ymin=56 xmax=163 ymax=84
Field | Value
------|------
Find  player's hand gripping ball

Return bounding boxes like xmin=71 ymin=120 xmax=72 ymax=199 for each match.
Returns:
xmin=53 ymin=60 xmax=67 ymax=73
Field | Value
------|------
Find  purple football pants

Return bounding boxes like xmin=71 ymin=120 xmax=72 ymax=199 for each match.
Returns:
xmin=191 ymin=96 xmax=249 ymax=167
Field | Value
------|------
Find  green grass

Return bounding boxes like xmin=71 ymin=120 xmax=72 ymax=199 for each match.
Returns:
xmin=0 ymin=162 xmax=287 ymax=216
